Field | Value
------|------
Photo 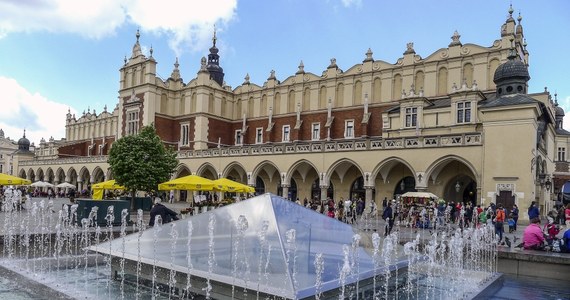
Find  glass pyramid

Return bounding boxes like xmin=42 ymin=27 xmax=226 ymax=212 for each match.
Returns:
xmin=91 ymin=193 xmax=376 ymax=299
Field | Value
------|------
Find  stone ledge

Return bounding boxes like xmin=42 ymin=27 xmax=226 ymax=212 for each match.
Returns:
xmin=498 ymin=248 xmax=570 ymax=265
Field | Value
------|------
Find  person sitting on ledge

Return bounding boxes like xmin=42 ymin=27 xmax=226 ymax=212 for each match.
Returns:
xmin=149 ymin=197 xmax=179 ymax=226
xmin=522 ymin=217 xmax=546 ymax=250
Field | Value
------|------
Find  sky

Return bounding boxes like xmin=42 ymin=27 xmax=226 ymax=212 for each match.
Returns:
xmin=0 ymin=0 xmax=569 ymax=146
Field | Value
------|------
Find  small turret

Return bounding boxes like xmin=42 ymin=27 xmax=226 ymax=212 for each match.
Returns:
xmin=206 ymin=26 xmax=225 ymax=86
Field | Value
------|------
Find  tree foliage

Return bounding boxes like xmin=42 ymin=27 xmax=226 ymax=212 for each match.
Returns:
xmin=108 ymin=124 xmax=178 ymax=195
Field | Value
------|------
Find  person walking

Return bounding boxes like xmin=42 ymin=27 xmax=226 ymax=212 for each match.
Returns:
xmin=510 ymin=204 xmax=519 ymax=231
xmin=494 ymin=203 xmax=506 ymax=244
xmin=527 ymin=201 xmax=539 ymax=221
xmin=382 ymin=202 xmax=394 ymax=236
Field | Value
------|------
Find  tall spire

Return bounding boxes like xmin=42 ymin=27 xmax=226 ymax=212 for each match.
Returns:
xmin=131 ymin=29 xmax=143 ymax=58
xmin=206 ymin=25 xmax=224 ymax=86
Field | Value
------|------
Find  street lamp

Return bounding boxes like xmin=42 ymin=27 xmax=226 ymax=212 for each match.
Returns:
xmin=545 ymin=177 xmax=551 ymax=192
xmin=455 ymin=181 xmax=461 ymax=193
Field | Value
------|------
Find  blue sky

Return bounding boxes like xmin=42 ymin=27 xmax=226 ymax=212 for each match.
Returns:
xmin=0 ymin=0 xmax=569 ymax=145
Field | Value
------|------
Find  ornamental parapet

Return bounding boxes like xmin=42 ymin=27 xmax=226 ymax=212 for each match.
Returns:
xmin=177 ymin=133 xmax=482 ymax=159
xmin=19 ymin=155 xmax=109 ymax=166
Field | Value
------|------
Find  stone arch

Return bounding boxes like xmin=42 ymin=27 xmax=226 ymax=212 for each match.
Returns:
xmin=424 ymin=155 xmax=479 ymax=204
xmin=302 ymin=87 xmax=311 ymax=111
xmin=55 ymin=167 xmax=66 ymax=183
xmin=488 ymin=58 xmax=500 ymax=89
xmin=27 ymin=168 xmax=35 ymax=181
xmin=392 ymin=74 xmax=402 ymax=100
xmin=286 ymin=159 xmax=320 ymax=201
xmin=45 ymin=167 xmax=55 ymax=184
xmin=326 ymin=158 xmax=365 ymax=201
xmin=437 ymin=67 xmax=448 ymax=95
xmin=463 ymin=63 xmax=473 ymax=88
xmin=369 ymin=157 xmax=416 ymax=200
xmin=160 ymin=93 xmax=168 ymax=114
xmin=196 ymin=162 xmax=218 ymax=180
xmin=36 ymin=168 xmax=44 ymax=181
xmin=91 ymin=166 xmax=106 ymax=183
xmin=274 ymin=92 xmax=281 ymax=115
xmin=78 ymin=166 xmax=91 ymax=186
xmin=373 ymin=76 xmax=382 ymax=102
xmin=174 ymin=164 xmax=191 ymax=178
xmin=414 ymin=70 xmax=425 ymax=92
xmin=288 ymin=89 xmax=296 ymax=113
xmin=335 ymin=83 xmax=344 ymax=106
xmin=67 ymin=168 xmax=78 ymax=186
xmin=251 ymin=160 xmax=281 ymax=194
xmin=248 ymin=96 xmax=254 ymax=118
xmin=18 ymin=169 xmax=26 ymax=179
xmin=319 ymin=85 xmax=327 ymax=109
xmin=261 ymin=94 xmax=267 ymax=116
xmin=222 ymin=161 xmax=248 ymax=183
xmin=353 ymin=80 xmax=362 ymax=105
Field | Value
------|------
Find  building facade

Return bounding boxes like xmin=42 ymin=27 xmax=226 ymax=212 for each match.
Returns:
xmin=14 ymin=6 xmax=570 ymax=219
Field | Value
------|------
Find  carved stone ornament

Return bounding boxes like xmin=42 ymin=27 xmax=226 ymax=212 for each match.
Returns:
xmin=497 ymin=183 xmax=514 ymax=192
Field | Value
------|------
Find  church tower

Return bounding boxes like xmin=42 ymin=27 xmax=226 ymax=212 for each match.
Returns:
xmin=206 ymin=28 xmax=225 ymax=86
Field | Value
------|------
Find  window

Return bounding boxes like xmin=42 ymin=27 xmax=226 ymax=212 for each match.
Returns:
xmin=180 ymin=123 xmax=189 ymax=146
xmin=457 ymin=101 xmax=471 ymax=123
xmin=344 ymin=120 xmax=354 ymax=138
xmin=405 ymin=107 xmax=417 ymax=127
xmin=126 ymin=109 xmax=140 ymax=135
xmin=256 ymin=128 xmax=263 ymax=144
xmin=282 ymin=125 xmax=290 ymax=142
xmin=558 ymin=147 xmax=566 ymax=162
xmin=235 ymin=129 xmax=242 ymax=145
xmin=312 ymin=123 xmax=321 ymax=140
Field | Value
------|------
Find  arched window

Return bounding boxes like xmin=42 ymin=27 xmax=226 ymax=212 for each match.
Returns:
xmin=160 ymin=93 xmax=168 ymax=114
xmin=437 ymin=67 xmax=448 ymax=95
xmin=274 ymin=92 xmax=281 ymax=115
xmin=140 ymin=66 xmax=145 ymax=84
xmin=236 ymin=99 xmax=242 ymax=119
xmin=191 ymin=92 xmax=197 ymax=112
xmin=248 ymin=97 xmax=254 ymax=117
xmin=463 ymin=63 xmax=473 ymax=88
xmin=221 ymin=97 xmax=226 ymax=118
xmin=207 ymin=93 xmax=213 ymax=114
xmin=488 ymin=59 xmax=500 ymax=89
xmin=336 ymin=83 xmax=344 ymax=107
xmin=373 ymin=77 xmax=382 ymax=102
xmin=302 ymin=87 xmax=310 ymax=111
xmin=319 ymin=86 xmax=327 ymax=109
xmin=392 ymin=74 xmax=402 ymax=100
xmin=131 ymin=68 xmax=136 ymax=87
xmin=353 ymin=80 xmax=362 ymax=105
xmin=414 ymin=71 xmax=425 ymax=93
xmin=179 ymin=94 xmax=185 ymax=115
xmin=261 ymin=94 xmax=267 ymax=116
xmin=288 ymin=90 xmax=296 ymax=113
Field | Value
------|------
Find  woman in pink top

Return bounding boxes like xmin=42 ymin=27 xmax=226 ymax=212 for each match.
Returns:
xmin=523 ymin=217 xmax=545 ymax=250
xmin=565 ymin=203 xmax=570 ymax=226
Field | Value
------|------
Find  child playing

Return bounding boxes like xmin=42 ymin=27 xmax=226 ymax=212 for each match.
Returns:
xmin=508 ymin=214 xmax=515 ymax=233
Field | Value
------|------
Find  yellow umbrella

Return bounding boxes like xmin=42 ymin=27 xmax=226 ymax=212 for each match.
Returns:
xmin=0 ymin=173 xmax=31 ymax=185
xmin=158 ymin=175 xmax=215 ymax=191
xmin=92 ymin=179 xmax=125 ymax=200
xmin=213 ymin=178 xmax=255 ymax=193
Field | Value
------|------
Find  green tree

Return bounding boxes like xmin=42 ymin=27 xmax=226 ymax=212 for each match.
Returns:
xmin=108 ymin=124 xmax=178 ymax=207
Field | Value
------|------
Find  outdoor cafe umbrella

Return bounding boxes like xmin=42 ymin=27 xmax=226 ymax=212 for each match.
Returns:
xmin=157 ymin=175 xmax=215 ymax=191
xmin=92 ymin=179 xmax=125 ymax=200
xmin=213 ymin=178 xmax=255 ymax=193
xmin=30 ymin=181 xmax=54 ymax=188
xmin=56 ymin=182 xmax=76 ymax=189
xmin=0 ymin=173 xmax=31 ymax=186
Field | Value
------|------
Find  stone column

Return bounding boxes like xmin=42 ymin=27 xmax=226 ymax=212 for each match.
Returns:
xmin=365 ymin=186 xmax=374 ymax=204
xmin=281 ymin=184 xmax=290 ymax=200
xmin=320 ymin=186 xmax=328 ymax=202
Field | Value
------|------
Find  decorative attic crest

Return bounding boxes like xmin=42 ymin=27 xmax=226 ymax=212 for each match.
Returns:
xmin=126 ymin=90 xmax=141 ymax=104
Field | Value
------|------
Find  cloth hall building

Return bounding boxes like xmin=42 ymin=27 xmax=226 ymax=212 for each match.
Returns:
xmin=10 ymin=6 xmax=570 ymax=220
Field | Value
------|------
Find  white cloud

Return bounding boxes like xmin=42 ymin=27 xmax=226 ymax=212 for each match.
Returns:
xmin=0 ymin=77 xmax=72 ymax=146
xmin=340 ymin=0 xmax=362 ymax=8
xmin=0 ymin=0 xmax=238 ymax=55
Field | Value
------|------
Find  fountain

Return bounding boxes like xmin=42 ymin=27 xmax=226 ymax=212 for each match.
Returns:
xmin=0 ymin=192 xmax=500 ymax=299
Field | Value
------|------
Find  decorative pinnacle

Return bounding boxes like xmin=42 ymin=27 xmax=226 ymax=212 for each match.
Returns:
xmin=174 ymin=57 xmax=179 ymax=69
xmin=136 ymin=28 xmax=140 ymax=42
xmin=149 ymin=45 xmax=153 ymax=57
xmin=508 ymin=4 xmax=513 ymax=16
xmin=212 ymin=24 xmax=217 ymax=47
xmin=517 ymin=11 xmax=522 ymax=23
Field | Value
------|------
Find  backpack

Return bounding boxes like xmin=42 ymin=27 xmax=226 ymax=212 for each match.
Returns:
xmin=495 ymin=209 xmax=505 ymax=222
